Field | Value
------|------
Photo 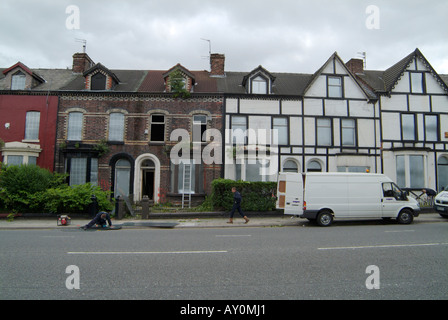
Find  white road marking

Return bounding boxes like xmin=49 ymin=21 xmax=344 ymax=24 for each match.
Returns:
xmin=67 ymin=250 xmax=228 ymax=255
xmin=318 ymin=242 xmax=448 ymax=250
xmin=215 ymin=235 xmax=252 ymax=237
xmin=384 ymin=230 xmax=415 ymax=233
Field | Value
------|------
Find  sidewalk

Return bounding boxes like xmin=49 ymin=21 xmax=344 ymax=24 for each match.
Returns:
xmin=0 ymin=212 xmax=445 ymax=230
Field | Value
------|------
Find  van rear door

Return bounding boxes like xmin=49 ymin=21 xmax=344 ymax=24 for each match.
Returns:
xmin=277 ymin=173 xmax=304 ymax=216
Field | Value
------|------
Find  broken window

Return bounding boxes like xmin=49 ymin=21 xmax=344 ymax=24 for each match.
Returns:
xmin=150 ymin=114 xmax=165 ymax=142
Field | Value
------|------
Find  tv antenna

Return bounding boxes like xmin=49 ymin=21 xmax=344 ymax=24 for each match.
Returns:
xmin=76 ymin=39 xmax=87 ymax=53
xmin=200 ymin=38 xmax=212 ymax=59
xmin=357 ymin=51 xmax=366 ymax=69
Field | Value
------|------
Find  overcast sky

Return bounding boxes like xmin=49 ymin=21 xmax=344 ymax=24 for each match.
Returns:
xmin=1 ymin=0 xmax=447 ymax=74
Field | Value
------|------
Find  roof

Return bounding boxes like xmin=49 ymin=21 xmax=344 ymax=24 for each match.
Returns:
xmin=61 ymin=69 xmax=147 ymax=92
xmin=358 ymin=48 xmax=448 ymax=95
xmin=138 ymin=70 xmax=217 ymax=93
xmin=0 ymin=67 xmax=78 ymax=91
xmin=216 ymin=71 xmax=312 ymax=95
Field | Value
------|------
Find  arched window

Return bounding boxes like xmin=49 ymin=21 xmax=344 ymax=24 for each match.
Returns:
xmin=282 ymin=159 xmax=299 ymax=173
xmin=307 ymin=160 xmax=322 ymax=172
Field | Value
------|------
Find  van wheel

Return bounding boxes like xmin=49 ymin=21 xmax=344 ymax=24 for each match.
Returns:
xmin=317 ymin=211 xmax=333 ymax=227
xmin=397 ymin=209 xmax=413 ymax=224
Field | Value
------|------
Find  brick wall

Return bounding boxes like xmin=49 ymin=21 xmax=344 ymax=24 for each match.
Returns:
xmin=56 ymin=93 xmax=223 ymax=203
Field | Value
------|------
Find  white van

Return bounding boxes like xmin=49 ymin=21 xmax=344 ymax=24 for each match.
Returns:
xmin=276 ymin=172 xmax=420 ymax=226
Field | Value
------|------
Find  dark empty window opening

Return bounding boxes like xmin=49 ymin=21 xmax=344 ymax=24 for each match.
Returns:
xmin=91 ymin=73 xmax=106 ymax=90
xmin=150 ymin=114 xmax=165 ymax=142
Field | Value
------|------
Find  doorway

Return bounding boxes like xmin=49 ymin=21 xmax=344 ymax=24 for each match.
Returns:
xmin=141 ymin=159 xmax=155 ymax=200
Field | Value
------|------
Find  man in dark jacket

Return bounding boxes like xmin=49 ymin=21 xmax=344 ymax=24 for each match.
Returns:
xmin=227 ymin=187 xmax=249 ymax=224
xmin=81 ymin=211 xmax=112 ymax=230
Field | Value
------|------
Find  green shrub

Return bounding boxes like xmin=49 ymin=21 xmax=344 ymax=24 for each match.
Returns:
xmin=0 ymin=164 xmax=112 ymax=214
xmin=210 ymin=178 xmax=277 ymax=211
xmin=34 ymin=183 xmax=113 ymax=214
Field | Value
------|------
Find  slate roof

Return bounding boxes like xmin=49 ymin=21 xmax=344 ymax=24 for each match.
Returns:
xmin=138 ymin=70 xmax=217 ymax=93
xmin=216 ymin=71 xmax=312 ymax=96
xmin=358 ymin=48 xmax=448 ymax=95
xmin=0 ymin=67 xmax=78 ymax=91
xmin=61 ymin=69 xmax=147 ymax=92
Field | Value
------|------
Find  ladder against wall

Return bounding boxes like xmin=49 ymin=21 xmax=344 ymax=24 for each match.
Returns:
xmin=182 ymin=163 xmax=192 ymax=208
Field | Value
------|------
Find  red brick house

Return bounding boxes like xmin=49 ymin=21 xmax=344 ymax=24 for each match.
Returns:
xmin=55 ymin=53 xmax=223 ymax=205
xmin=0 ymin=62 xmax=76 ymax=171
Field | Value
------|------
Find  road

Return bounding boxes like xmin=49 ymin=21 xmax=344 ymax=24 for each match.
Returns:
xmin=0 ymin=221 xmax=447 ymax=302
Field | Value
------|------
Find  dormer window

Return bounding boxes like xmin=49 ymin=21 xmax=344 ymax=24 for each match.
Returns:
xmin=163 ymin=64 xmax=195 ymax=94
xmin=242 ymin=66 xmax=275 ymax=95
xmin=2 ymin=62 xmax=45 ymax=90
xmin=251 ymin=76 xmax=267 ymax=94
xmin=91 ymin=72 xmax=106 ymax=90
xmin=11 ymin=71 xmax=26 ymax=90
xmin=83 ymin=63 xmax=119 ymax=91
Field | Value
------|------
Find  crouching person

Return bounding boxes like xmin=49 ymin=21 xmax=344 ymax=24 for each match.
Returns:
xmin=81 ymin=211 xmax=112 ymax=230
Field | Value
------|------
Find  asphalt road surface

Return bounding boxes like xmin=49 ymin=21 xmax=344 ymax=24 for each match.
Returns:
xmin=1 ymin=221 xmax=447 ymax=301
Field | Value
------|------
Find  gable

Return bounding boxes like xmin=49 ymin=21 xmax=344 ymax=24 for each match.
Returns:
xmin=391 ymin=54 xmax=448 ymax=94
xmin=384 ymin=49 xmax=448 ymax=95
xmin=1 ymin=62 xmax=45 ymax=90
xmin=304 ymin=52 xmax=372 ymax=100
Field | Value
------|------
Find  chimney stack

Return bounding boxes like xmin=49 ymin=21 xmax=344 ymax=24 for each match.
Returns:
xmin=72 ymin=53 xmax=94 ymax=73
xmin=346 ymin=58 xmax=364 ymax=75
xmin=210 ymin=53 xmax=225 ymax=77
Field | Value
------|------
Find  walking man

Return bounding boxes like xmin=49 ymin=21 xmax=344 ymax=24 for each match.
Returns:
xmin=228 ymin=187 xmax=249 ymax=224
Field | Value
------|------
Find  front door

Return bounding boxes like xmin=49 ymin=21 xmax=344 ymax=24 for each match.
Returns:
xmin=141 ymin=159 xmax=155 ymax=200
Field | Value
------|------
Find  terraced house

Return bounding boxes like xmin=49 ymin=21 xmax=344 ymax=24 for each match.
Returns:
xmin=54 ymin=53 xmax=223 ymax=206
xmin=219 ymin=52 xmax=380 ymax=182
xmin=353 ymin=49 xmax=448 ymax=193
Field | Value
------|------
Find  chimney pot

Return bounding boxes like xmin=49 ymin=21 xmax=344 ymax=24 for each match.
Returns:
xmin=72 ymin=53 xmax=94 ymax=73
xmin=346 ymin=58 xmax=364 ymax=75
xmin=210 ymin=53 xmax=225 ymax=77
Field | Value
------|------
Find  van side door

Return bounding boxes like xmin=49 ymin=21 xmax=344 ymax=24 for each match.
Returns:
xmin=381 ymin=182 xmax=403 ymax=218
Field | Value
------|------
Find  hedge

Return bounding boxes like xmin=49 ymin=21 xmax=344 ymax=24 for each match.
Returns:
xmin=210 ymin=178 xmax=277 ymax=211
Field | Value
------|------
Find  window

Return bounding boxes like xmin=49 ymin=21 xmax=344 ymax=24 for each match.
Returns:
xmin=11 ymin=71 xmax=26 ymax=90
xmin=91 ymin=73 xmax=106 ymax=90
xmin=246 ymin=159 xmax=270 ymax=182
xmin=396 ymin=155 xmax=425 ymax=188
xmin=171 ymin=161 xmax=204 ymax=194
xmin=114 ymin=159 xmax=131 ymax=197
xmin=251 ymin=76 xmax=267 ymax=94
xmin=68 ymin=157 xmax=98 ymax=186
xmin=438 ymin=156 xmax=448 ymax=191
xmin=282 ymin=159 xmax=299 ymax=173
xmin=193 ymin=115 xmax=207 ymax=142
xmin=69 ymin=158 xmax=87 ymax=186
xmin=328 ymin=76 xmax=342 ymax=98
xmin=338 ymin=166 xmax=370 ymax=173
xmin=231 ymin=116 xmax=247 ymax=144
xmin=67 ymin=112 xmax=83 ymax=141
xmin=401 ymin=114 xmax=415 ymax=140
xmin=25 ymin=111 xmax=40 ymax=140
xmin=307 ymin=160 xmax=322 ymax=172
xmin=341 ymin=119 xmax=355 ymax=146
xmin=7 ymin=155 xmax=24 ymax=166
xmin=410 ymin=72 xmax=425 ymax=94
xmin=273 ymin=117 xmax=288 ymax=145
xmin=150 ymin=114 xmax=165 ymax=142
xmin=425 ymin=115 xmax=438 ymax=141
xmin=317 ymin=118 xmax=332 ymax=146
xmin=109 ymin=113 xmax=125 ymax=141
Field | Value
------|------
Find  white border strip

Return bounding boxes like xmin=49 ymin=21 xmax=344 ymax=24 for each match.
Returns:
xmin=318 ymin=243 xmax=448 ymax=251
xmin=67 ymin=250 xmax=228 ymax=255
